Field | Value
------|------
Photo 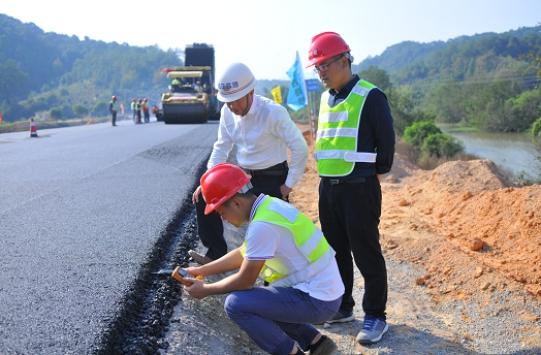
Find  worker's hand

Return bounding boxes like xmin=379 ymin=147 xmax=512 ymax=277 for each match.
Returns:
xmin=192 ymin=185 xmax=202 ymax=204
xmin=184 ymin=279 xmax=207 ymax=299
xmin=280 ymin=184 xmax=292 ymax=200
xmin=185 ymin=266 xmax=204 ymax=278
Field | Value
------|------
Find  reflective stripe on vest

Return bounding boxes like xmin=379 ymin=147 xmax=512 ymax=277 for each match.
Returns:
xmin=315 ymin=79 xmax=377 ymax=177
xmin=316 ymin=127 xmax=358 ymax=139
xmin=314 ymin=150 xmax=377 ymax=163
xmin=240 ymin=196 xmax=334 ymax=286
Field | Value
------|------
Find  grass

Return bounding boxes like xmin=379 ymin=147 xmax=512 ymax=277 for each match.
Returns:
xmin=436 ymin=122 xmax=481 ymax=133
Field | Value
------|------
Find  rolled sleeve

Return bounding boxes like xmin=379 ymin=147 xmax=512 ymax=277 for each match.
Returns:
xmin=207 ymin=107 xmax=234 ymax=169
xmin=271 ymin=107 xmax=308 ymax=188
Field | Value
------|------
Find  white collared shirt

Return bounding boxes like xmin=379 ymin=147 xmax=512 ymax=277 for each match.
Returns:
xmin=207 ymin=95 xmax=308 ymax=188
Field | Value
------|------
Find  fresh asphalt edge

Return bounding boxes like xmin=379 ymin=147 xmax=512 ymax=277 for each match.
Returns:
xmin=93 ymin=158 xmax=208 ymax=355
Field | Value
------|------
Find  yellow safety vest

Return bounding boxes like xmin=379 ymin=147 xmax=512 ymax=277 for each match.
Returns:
xmin=315 ymin=80 xmax=378 ymax=177
xmin=241 ymin=196 xmax=334 ymax=286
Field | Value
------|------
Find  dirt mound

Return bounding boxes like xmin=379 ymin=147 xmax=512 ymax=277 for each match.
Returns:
xmin=431 ymin=185 xmax=541 ymax=296
xmin=291 ymin=128 xmax=541 ymax=300
xmin=383 ymin=157 xmax=541 ymax=299
xmin=426 ymin=159 xmax=507 ymax=193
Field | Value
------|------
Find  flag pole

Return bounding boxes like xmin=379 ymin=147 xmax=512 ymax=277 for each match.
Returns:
xmin=309 ymin=91 xmax=316 ymax=141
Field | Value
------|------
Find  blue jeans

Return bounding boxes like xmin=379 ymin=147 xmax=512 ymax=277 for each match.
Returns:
xmin=224 ymin=286 xmax=341 ymax=355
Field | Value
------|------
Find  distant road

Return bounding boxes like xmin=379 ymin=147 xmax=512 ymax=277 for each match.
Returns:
xmin=0 ymin=120 xmax=218 ymax=354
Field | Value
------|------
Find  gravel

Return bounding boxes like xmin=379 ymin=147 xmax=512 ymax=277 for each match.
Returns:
xmin=163 ymin=236 xmax=541 ymax=354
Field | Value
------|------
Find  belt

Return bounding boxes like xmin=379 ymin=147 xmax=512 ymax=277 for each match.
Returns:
xmin=243 ymin=161 xmax=288 ymax=177
xmin=325 ymin=176 xmax=368 ymax=185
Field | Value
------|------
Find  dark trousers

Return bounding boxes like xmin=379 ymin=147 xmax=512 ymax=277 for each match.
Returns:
xmin=195 ymin=162 xmax=288 ymax=260
xmin=318 ymin=175 xmax=387 ymax=319
xmin=111 ymin=111 xmax=117 ymax=126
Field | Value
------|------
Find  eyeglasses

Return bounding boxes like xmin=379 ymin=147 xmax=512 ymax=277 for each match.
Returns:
xmin=314 ymin=55 xmax=343 ymax=73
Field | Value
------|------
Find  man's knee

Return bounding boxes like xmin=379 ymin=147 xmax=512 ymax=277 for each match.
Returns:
xmin=224 ymin=292 xmax=245 ymax=319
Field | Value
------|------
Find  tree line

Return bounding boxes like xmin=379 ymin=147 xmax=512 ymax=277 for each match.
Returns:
xmin=357 ymin=25 xmax=541 ymax=134
xmin=0 ymin=14 xmax=181 ymax=121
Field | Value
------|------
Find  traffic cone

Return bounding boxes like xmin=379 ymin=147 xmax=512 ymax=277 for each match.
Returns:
xmin=30 ymin=119 xmax=38 ymax=138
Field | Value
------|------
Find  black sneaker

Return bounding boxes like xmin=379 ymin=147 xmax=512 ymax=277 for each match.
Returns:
xmin=325 ymin=309 xmax=354 ymax=324
xmin=309 ymin=335 xmax=337 ymax=355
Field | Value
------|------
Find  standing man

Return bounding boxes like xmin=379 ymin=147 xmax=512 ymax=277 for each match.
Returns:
xmin=131 ymin=98 xmax=137 ymax=123
xmin=184 ymin=163 xmax=343 ymax=355
xmin=190 ymin=62 xmax=308 ymax=265
xmin=109 ymin=96 xmax=118 ymax=126
xmin=306 ymin=32 xmax=395 ymax=345
xmin=136 ymin=99 xmax=142 ymax=124
xmin=142 ymin=98 xmax=150 ymax=123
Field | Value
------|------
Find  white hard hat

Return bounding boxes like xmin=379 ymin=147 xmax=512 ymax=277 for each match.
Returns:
xmin=217 ymin=63 xmax=256 ymax=103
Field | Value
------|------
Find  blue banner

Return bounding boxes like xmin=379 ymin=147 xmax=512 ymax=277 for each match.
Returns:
xmin=286 ymin=51 xmax=307 ymax=111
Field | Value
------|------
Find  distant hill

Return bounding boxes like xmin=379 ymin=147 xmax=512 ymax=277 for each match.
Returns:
xmin=0 ymin=13 xmax=182 ymax=121
xmin=356 ymin=25 xmax=541 ymax=85
xmin=355 ymin=40 xmax=446 ymax=74
xmin=355 ymin=25 xmax=541 ymax=132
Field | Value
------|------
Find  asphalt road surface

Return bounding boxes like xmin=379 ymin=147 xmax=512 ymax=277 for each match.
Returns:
xmin=0 ymin=120 xmax=218 ymax=354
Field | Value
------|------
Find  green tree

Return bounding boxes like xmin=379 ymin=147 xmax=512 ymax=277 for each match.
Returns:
xmin=357 ymin=24 xmax=541 ymax=133
xmin=50 ymin=107 xmax=63 ymax=119
xmin=421 ymin=133 xmax=463 ymax=158
xmin=532 ymin=117 xmax=541 ymax=138
xmin=0 ymin=14 xmax=181 ymax=121
xmin=92 ymin=101 xmax=108 ymax=116
xmin=0 ymin=59 xmax=28 ymax=102
xmin=359 ymin=66 xmax=392 ymax=92
xmin=403 ymin=120 xmax=442 ymax=146
xmin=388 ymin=85 xmax=434 ymax=134
xmin=72 ymin=104 xmax=89 ymax=117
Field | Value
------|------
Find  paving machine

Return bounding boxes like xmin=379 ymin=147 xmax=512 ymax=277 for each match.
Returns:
xmin=159 ymin=44 xmax=220 ymax=124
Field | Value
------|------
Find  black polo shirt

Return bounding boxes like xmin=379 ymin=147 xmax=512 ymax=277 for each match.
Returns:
xmin=324 ymin=74 xmax=395 ymax=178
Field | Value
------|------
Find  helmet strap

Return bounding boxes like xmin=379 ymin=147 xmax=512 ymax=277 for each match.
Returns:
xmin=238 ymin=181 xmax=253 ymax=194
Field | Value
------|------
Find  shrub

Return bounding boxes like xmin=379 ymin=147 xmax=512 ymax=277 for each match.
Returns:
xmin=421 ymin=132 xmax=464 ymax=158
xmin=532 ymin=117 xmax=541 ymax=138
xmin=72 ymin=104 xmax=89 ymax=117
xmin=403 ymin=120 xmax=441 ymax=146
xmin=50 ymin=107 xmax=63 ymax=119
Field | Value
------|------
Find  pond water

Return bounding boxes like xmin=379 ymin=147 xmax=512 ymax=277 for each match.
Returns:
xmin=439 ymin=125 xmax=541 ymax=181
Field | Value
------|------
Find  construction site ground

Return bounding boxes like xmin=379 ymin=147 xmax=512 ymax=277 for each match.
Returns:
xmin=164 ymin=128 xmax=541 ymax=355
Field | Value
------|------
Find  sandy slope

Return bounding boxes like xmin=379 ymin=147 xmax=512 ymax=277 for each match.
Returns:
xmin=289 ymin=129 xmax=541 ymax=354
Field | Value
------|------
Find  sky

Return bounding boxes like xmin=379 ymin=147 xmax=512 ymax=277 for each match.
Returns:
xmin=0 ymin=0 xmax=540 ymax=80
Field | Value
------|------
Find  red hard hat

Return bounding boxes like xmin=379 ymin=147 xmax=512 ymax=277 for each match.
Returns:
xmin=200 ymin=163 xmax=251 ymax=215
xmin=112 ymin=95 xmax=117 ymax=100
xmin=306 ymin=32 xmax=350 ymax=67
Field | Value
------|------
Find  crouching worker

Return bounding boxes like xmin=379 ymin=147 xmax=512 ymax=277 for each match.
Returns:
xmin=183 ymin=163 xmax=345 ymax=355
